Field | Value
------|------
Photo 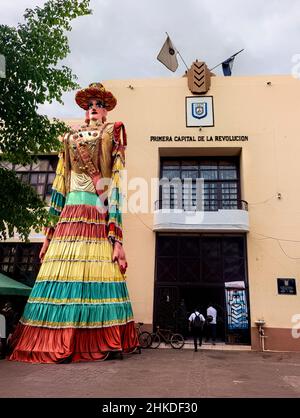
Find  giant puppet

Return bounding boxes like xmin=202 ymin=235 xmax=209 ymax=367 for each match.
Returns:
xmin=9 ymin=83 xmax=139 ymax=363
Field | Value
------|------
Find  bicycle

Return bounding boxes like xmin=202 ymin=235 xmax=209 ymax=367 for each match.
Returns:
xmin=150 ymin=326 xmax=185 ymax=349
xmin=136 ymin=322 xmax=152 ymax=349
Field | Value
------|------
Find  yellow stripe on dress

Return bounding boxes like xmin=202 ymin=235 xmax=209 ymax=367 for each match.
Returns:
xmin=52 ymin=237 xmax=110 ymax=243
xmin=58 ymin=217 xmax=107 ymax=225
xmin=20 ymin=317 xmax=134 ymax=328
xmin=28 ymin=297 xmax=130 ymax=304
xmin=44 ymin=241 xmax=113 ymax=261
xmin=36 ymin=275 xmax=126 ymax=283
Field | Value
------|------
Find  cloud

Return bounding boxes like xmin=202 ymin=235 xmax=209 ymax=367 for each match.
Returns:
xmin=2 ymin=0 xmax=300 ymax=118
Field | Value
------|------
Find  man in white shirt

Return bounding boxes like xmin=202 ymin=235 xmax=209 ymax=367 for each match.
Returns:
xmin=206 ymin=303 xmax=217 ymax=345
xmin=188 ymin=308 xmax=205 ymax=352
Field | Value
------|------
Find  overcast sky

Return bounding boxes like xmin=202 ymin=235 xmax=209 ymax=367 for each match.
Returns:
xmin=1 ymin=0 xmax=300 ymax=118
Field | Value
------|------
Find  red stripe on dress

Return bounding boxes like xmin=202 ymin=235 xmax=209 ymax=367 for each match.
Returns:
xmin=53 ymin=204 xmax=109 ymax=239
xmin=8 ymin=321 xmax=139 ymax=363
xmin=54 ymin=222 xmax=108 ymax=239
xmin=60 ymin=204 xmax=108 ymax=222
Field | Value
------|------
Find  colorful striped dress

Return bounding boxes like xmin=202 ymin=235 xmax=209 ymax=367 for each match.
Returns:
xmin=9 ymin=121 xmax=139 ymax=363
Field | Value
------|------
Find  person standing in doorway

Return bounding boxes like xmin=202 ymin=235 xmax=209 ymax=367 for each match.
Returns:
xmin=206 ymin=303 xmax=217 ymax=345
xmin=189 ymin=308 xmax=205 ymax=352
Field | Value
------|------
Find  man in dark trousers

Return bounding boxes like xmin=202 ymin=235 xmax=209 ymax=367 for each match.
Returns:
xmin=206 ymin=303 xmax=217 ymax=345
xmin=188 ymin=308 xmax=205 ymax=352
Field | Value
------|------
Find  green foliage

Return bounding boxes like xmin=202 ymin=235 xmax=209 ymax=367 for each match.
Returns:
xmin=0 ymin=0 xmax=91 ymax=163
xmin=0 ymin=0 xmax=91 ymax=239
xmin=0 ymin=167 xmax=50 ymax=241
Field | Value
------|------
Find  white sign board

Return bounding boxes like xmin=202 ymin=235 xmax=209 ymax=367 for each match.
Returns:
xmin=186 ymin=96 xmax=214 ymax=127
xmin=0 ymin=55 xmax=6 ymax=78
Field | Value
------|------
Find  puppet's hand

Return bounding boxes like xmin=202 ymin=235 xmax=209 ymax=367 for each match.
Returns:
xmin=39 ymin=238 xmax=50 ymax=262
xmin=112 ymin=241 xmax=128 ymax=275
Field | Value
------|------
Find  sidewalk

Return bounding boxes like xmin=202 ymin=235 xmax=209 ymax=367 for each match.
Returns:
xmin=1 ymin=348 xmax=300 ymax=398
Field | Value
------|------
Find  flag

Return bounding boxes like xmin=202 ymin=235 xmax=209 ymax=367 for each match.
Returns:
xmin=157 ymin=36 xmax=178 ymax=72
xmin=222 ymin=56 xmax=235 ymax=76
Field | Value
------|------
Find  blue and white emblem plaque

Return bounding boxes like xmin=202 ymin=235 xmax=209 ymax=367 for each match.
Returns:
xmin=186 ymin=96 xmax=214 ymax=127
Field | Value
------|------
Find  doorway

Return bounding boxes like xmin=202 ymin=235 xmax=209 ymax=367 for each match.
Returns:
xmin=180 ymin=286 xmax=226 ymax=341
xmin=154 ymin=233 xmax=251 ymax=344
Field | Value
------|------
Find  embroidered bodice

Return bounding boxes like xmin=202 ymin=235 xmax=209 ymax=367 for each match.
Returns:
xmin=64 ymin=123 xmax=114 ymax=194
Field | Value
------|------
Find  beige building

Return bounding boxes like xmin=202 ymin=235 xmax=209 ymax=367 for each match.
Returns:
xmin=2 ymin=70 xmax=300 ymax=351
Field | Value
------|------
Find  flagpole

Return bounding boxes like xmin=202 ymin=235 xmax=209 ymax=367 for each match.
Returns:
xmin=209 ymin=49 xmax=244 ymax=72
xmin=166 ymin=32 xmax=189 ymax=71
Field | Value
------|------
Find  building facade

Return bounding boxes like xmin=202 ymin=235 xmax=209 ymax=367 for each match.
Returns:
xmin=1 ymin=73 xmax=300 ymax=351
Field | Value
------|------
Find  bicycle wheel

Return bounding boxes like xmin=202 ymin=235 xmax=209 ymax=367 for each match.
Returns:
xmin=139 ymin=331 xmax=152 ymax=349
xmin=150 ymin=333 xmax=161 ymax=349
xmin=170 ymin=333 xmax=185 ymax=349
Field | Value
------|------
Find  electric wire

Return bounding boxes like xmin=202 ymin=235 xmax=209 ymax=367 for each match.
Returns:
xmin=247 ymin=195 xmax=277 ymax=206
xmin=252 ymin=232 xmax=300 ymax=260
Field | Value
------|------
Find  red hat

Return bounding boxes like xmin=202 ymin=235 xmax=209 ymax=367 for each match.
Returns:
xmin=75 ymin=82 xmax=117 ymax=111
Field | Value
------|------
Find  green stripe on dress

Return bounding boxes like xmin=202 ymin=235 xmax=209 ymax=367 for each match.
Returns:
xmin=29 ymin=281 xmax=130 ymax=303
xmin=21 ymin=301 xmax=134 ymax=328
xmin=66 ymin=191 xmax=105 ymax=207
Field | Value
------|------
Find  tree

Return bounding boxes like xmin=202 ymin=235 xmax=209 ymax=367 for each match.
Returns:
xmin=0 ymin=167 xmax=51 ymax=241
xmin=0 ymin=0 xmax=91 ymax=240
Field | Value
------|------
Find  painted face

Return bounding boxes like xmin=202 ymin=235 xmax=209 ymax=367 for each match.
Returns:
xmin=87 ymin=98 xmax=108 ymax=122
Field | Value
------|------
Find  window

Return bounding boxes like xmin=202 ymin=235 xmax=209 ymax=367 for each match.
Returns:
xmin=160 ymin=157 xmax=240 ymax=211
xmin=1 ymin=156 xmax=58 ymax=203
xmin=0 ymin=243 xmax=42 ymax=287
xmin=156 ymin=234 xmax=247 ymax=285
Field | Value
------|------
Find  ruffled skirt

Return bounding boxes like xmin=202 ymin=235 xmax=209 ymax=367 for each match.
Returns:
xmin=9 ymin=191 xmax=139 ymax=363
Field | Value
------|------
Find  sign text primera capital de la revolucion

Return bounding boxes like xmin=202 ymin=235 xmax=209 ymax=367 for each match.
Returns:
xmin=149 ymin=135 xmax=249 ymax=142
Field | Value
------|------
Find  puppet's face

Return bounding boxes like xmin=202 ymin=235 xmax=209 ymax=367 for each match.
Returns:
xmin=88 ymin=98 xmax=108 ymax=122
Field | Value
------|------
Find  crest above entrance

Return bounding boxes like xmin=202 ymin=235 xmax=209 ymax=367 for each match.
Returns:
xmin=187 ymin=60 xmax=214 ymax=94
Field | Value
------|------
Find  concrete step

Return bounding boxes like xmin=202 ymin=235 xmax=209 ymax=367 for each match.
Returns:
xmin=150 ymin=341 xmax=252 ymax=351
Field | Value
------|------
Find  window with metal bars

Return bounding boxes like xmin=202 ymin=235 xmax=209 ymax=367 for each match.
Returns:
xmin=156 ymin=234 xmax=247 ymax=285
xmin=159 ymin=157 xmax=241 ymax=211
xmin=1 ymin=156 xmax=58 ymax=203
xmin=0 ymin=243 xmax=42 ymax=287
